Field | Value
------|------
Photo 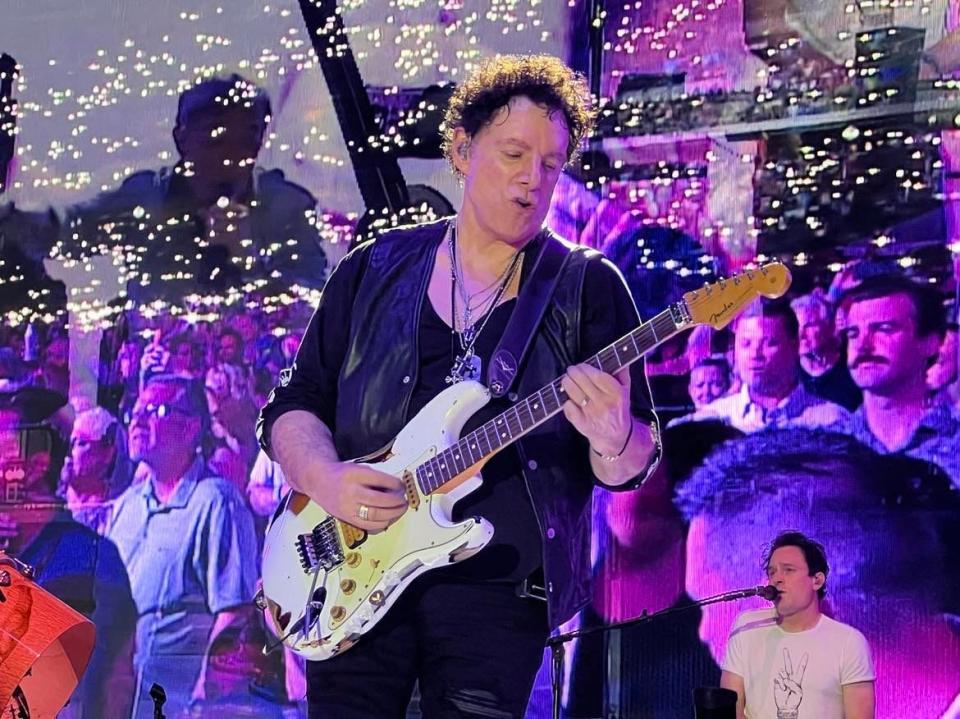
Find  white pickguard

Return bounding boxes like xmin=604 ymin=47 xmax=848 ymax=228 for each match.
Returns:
xmin=260 ymin=380 xmax=495 ymax=660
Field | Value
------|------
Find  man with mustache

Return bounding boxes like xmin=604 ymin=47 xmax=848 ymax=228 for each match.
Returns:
xmin=673 ymin=299 xmax=848 ymax=433
xmin=833 ymin=275 xmax=960 ymax=488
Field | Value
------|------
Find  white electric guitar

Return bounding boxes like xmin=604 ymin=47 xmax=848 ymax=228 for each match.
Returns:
xmin=258 ymin=263 xmax=792 ymax=660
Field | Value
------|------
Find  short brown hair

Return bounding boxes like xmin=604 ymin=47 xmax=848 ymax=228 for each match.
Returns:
xmin=441 ymin=54 xmax=595 ymax=175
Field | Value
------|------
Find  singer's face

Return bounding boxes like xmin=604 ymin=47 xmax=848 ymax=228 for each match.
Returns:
xmin=765 ymin=546 xmax=822 ymax=619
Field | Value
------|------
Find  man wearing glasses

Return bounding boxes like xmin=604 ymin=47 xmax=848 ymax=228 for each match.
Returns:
xmin=107 ymin=374 xmax=259 ymax=717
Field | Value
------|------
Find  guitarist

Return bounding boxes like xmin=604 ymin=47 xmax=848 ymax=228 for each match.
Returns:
xmin=258 ymin=54 xmax=661 ymax=718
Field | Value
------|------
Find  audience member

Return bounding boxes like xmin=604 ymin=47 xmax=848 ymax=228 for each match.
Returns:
xmin=166 ymin=333 xmax=205 ymax=380
xmin=0 ymin=398 xmax=136 ymax=719
xmin=791 ymin=291 xmax=861 ymax=410
xmin=673 ymin=299 xmax=849 ymax=432
xmin=833 ymin=275 xmax=960 ymax=487
xmin=64 ymin=74 xmax=327 ymax=303
xmin=928 ymin=322 xmax=959 ymax=406
xmin=106 ymin=374 xmax=259 ymax=717
xmin=688 ymin=357 xmax=732 ymax=409
xmin=60 ymin=406 xmax=136 ymax=535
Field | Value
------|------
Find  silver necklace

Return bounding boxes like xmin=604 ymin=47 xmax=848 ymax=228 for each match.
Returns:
xmin=445 ymin=223 xmax=522 ymax=385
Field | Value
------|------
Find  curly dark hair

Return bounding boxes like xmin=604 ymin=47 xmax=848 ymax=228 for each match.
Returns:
xmin=441 ymin=54 xmax=595 ymax=174
xmin=762 ymin=530 xmax=829 ymax=600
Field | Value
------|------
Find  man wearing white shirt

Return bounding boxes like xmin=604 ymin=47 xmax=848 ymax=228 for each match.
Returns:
xmin=720 ymin=531 xmax=875 ymax=719
xmin=672 ymin=300 xmax=849 ymax=432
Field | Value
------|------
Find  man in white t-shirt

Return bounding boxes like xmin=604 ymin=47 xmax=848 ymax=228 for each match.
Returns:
xmin=720 ymin=531 xmax=875 ymax=719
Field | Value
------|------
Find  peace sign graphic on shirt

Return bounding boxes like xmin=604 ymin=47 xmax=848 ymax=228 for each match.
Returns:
xmin=774 ymin=647 xmax=809 ymax=717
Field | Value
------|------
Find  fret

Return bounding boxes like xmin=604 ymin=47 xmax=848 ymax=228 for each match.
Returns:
xmin=447 ymin=444 xmax=466 ymax=474
xmin=483 ymin=421 xmax=500 ymax=452
xmin=528 ymin=395 xmax=546 ymax=423
xmin=515 ymin=400 xmax=528 ymax=427
xmin=494 ymin=414 xmax=512 ymax=443
xmin=464 ymin=433 xmax=481 ymax=465
xmin=436 ymin=453 xmax=451 ymax=486
xmin=423 ymin=457 xmax=440 ymax=493
xmin=416 ymin=465 xmax=428 ymax=494
xmin=475 ymin=425 xmax=492 ymax=456
xmin=506 ymin=406 xmax=522 ymax=436
xmin=551 ymin=382 xmax=565 ymax=410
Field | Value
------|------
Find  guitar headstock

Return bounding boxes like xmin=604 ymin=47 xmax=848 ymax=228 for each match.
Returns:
xmin=682 ymin=263 xmax=792 ymax=330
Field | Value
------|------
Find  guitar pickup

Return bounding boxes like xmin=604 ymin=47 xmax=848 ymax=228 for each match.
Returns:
xmin=401 ymin=470 xmax=420 ymax=510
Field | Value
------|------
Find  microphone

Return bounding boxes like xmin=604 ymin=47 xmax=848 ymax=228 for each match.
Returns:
xmin=758 ymin=584 xmax=781 ymax=601
xmin=712 ymin=585 xmax=781 ymax=602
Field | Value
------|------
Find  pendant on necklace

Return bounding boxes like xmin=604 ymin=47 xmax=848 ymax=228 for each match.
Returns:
xmin=446 ymin=350 xmax=483 ymax=385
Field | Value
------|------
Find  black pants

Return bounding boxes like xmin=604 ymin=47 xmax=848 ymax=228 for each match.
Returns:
xmin=307 ymin=575 xmax=550 ymax=719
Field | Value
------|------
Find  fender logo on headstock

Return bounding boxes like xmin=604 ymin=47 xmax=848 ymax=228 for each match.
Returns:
xmin=709 ymin=301 xmax=735 ymax=325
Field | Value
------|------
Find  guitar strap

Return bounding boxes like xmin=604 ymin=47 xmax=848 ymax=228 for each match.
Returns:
xmin=487 ymin=232 xmax=571 ymax=398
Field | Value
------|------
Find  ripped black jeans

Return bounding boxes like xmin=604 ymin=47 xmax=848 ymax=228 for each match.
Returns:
xmin=306 ymin=574 xmax=550 ymax=718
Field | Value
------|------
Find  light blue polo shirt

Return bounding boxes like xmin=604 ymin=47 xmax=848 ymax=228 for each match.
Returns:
xmin=107 ymin=457 xmax=258 ymax=660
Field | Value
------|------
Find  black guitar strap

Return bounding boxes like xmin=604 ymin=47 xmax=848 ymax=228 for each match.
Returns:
xmin=487 ymin=232 xmax=571 ymax=398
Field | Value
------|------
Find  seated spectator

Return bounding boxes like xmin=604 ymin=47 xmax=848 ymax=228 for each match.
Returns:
xmin=107 ymin=374 xmax=259 ymax=717
xmin=672 ymin=299 xmax=849 ymax=432
xmin=207 ymin=389 xmax=258 ymax=495
xmin=40 ymin=334 xmax=69 ymax=397
xmin=0 ymin=396 xmax=136 ymax=719
xmin=166 ymin=332 xmax=205 ymax=380
xmin=832 ymin=275 xmax=960 ymax=488
xmin=63 ymin=74 xmax=327 ymax=303
xmin=928 ymin=322 xmax=958 ymax=407
xmin=791 ymin=290 xmax=861 ymax=410
xmin=677 ymin=428 xmax=960 ymax=718
xmin=60 ymin=406 xmax=136 ymax=535
xmin=688 ymin=357 xmax=731 ymax=410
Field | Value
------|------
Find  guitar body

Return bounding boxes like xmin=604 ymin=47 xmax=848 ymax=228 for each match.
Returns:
xmin=260 ymin=380 xmax=495 ymax=660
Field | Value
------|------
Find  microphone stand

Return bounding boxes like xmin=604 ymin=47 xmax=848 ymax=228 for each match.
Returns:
xmin=546 ymin=586 xmax=773 ymax=719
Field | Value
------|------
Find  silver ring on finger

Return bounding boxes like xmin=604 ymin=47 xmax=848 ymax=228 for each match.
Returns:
xmin=357 ymin=503 xmax=370 ymax=521
xmin=580 ymin=397 xmax=589 ymax=407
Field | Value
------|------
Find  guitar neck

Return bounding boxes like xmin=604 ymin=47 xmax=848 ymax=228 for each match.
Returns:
xmin=415 ymin=303 xmax=690 ymax=495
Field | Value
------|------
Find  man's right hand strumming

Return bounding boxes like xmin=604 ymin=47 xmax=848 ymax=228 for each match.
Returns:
xmin=315 ymin=462 xmax=408 ymax=533
xmin=270 ymin=410 xmax=408 ymax=533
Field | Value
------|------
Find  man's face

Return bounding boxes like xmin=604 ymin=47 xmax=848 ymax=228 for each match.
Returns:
xmin=927 ymin=328 xmax=958 ymax=392
xmin=765 ymin=545 xmax=822 ymax=620
xmin=689 ymin=364 xmax=729 ymax=408
xmin=169 ymin=342 xmax=195 ymax=374
xmin=795 ymin=307 xmax=833 ymax=360
xmin=175 ymin=106 xmax=264 ymax=195
xmin=232 ymin=315 xmax=258 ymax=343
xmin=452 ymin=95 xmax=569 ymax=247
xmin=128 ymin=382 xmax=199 ymax=467
xmin=218 ymin=334 xmax=241 ymax=365
xmin=734 ymin=316 xmax=799 ymax=396
xmin=45 ymin=338 xmax=68 ymax=369
xmin=844 ymin=293 xmax=940 ymax=396
xmin=70 ymin=425 xmax=116 ymax=485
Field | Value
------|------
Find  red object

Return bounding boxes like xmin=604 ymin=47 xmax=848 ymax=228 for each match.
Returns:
xmin=0 ymin=552 xmax=95 ymax=718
